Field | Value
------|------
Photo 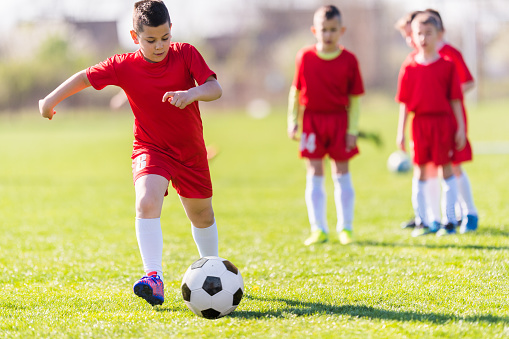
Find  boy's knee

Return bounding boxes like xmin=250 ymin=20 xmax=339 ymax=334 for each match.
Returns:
xmin=190 ymin=207 xmax=215 ymax=228
xmin=136 ymin=195 xmax=161 ymax=218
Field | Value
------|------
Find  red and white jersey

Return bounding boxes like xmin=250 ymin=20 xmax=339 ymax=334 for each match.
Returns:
xmin=292 ymin=45 xmax=364 ymax=113
xmin=87 ymin=42 xmax=216 ymax=168
xmin=396 ymin=57 xmax=463 ymax=115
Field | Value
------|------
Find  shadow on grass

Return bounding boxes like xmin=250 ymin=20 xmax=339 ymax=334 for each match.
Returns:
xmin=230 ymin=295 xmax=509 ymax=324
xmin=357 ymin=240 xmax=509 ymax=251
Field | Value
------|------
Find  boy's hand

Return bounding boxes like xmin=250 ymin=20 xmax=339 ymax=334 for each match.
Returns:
xmin=346 ymin=134 xmax=357 ymax=152
xmin=39 ymin=99 xmax=56 ymax=120
xmin=287 ymin=124 xmax=299 ymax=140
xmin=162 ymin=90 xmax=196 ymax=109
xmin=455 ymin=129 xmax=466 ymax=151
xmin=396 ymin=133 xmax=406 ymax=151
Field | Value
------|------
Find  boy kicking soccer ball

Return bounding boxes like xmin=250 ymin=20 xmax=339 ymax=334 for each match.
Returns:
xmin=288 ymin=5 xmax=364 ymax=245
xmin=39 ymin=0 xmax=222 ymax=306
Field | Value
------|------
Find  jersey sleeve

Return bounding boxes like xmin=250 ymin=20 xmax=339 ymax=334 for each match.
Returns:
xmin=449 ymin=64 xmax=464 ymax=101
xmin=292 ymin=50 xmax=304 ymax=91
xmin=444 ymin=46 xmax=474 ymax=84
xmin=182 ymin=44 xmax=216 ymax=86
xmin=395 ymin=64 xmax=409 ymax=104
xmin=348 ymin=54 xmax=364 ymax=96
xmin=86 ymin=55 xmax=121 ymax=90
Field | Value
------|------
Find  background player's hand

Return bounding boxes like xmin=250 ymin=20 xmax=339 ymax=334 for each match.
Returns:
xmin=287 ymin=124 xmax=299 ymax=140
xmin=396 ymin=133 xmax=406 ymax=151
xmin=346 ymin=134 xmax=357 ymax=152
xmin=162 ymin=90 xmax=195 ymax=109
xmin=39 ymin=99 xmax=56 ymax=120
xmin=455 ymin=129 xmax=466 ymax=151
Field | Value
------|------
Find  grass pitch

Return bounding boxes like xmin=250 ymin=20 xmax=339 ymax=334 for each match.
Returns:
xmin=0 ymin=98 xmax=508 ymax=338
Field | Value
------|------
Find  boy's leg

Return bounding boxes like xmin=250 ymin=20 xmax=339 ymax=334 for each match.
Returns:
xmin=135 ymin=174 xmax=168 ymax=278
xmin=331 ymin=160 xmax=354 ymax=244
xmin=424 ymin=163 xmax=441 ymax=226
xmin=179 ymin=196 xmax=218 ymax=257
xmin=437 ymin=164 xmax=459 ymax=236
xmin=411 ymin=165 xmax=429 ymax=236
xmin=133 ymin=174 xmax=168 ymax=305
xmin=453 ymin=165 xmax=478 ymax=232
xmin=304 ymin=158 xmax=328 ymax=244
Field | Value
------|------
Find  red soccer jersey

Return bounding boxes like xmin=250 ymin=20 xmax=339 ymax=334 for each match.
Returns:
xmin=87 ymin=42 xmax=216 ymax=168
xmin=396 ymin=57 xmax=463 ymax=115
xmin=292 ymin=45 xmax=364 ymax=112
xmin=439 ymin=44 xmax=474 ymax=85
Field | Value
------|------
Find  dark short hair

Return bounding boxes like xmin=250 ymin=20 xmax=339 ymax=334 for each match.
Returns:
xmin=133 ymin=0 xmax=171 ymax=33
xmin=412 ymin=12 xmax=442 ymax=31
xmin=315 ymin=5 xmax=342 ymax=22
xmin=425 ymin=8 xmax=444 ymax=31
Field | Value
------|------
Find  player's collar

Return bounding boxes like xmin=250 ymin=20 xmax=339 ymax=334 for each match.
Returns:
xmin=316 ymin=48 xmax=342 ymax=60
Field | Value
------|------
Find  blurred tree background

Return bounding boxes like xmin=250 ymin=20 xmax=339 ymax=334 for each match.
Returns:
xmin=0 ymin=0 xmax=508 ymax=112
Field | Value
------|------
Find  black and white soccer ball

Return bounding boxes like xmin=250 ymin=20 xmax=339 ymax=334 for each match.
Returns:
xmin=181 ymin=256 xmax=244 ymax=319
xmin=387 ymin=150 xmax=412 ymax=173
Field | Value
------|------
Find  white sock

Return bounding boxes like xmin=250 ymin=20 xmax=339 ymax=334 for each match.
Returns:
xmin=425 ymin=177 xmax=441 ymax=223
xmin=412 ymin=178 xmax=428 ymax=226
xmin=135 ymin=218 xmax=163 ymax=280
xmin=192 ymin=221 xmax=219 ymax=258
xmin=305 ymin=175 xmax=328 ymax=233
xmin=333 ymin=173 xmax=355 ymax=232
xmin=457 ymin=172 xmax=478 ymax=216
xmin=442 ymin=176 xmax=459 ymax=225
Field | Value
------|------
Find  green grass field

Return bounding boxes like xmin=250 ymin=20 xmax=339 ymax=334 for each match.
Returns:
xmin=0 ymin=97 xmax=508 ymax=338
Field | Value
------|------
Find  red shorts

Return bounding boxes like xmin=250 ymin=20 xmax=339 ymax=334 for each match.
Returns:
xmin=132 ymin=149 xmax=212 ymax=199
xmin=300 ymin=110 xmax=359 ymax=161
xmin=411 ymin=114 xmax=455 ymax=166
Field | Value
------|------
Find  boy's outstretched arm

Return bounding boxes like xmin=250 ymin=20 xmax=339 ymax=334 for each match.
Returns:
xmin=162 ymin=76 xmax=222 ymax=109
xmin=396 ymin=103 xmax=408 ymax=151
xmin=451 ymin=99 xmax=466 ymax=150
xmin=39 ymin=70 xmax=91 ymax=120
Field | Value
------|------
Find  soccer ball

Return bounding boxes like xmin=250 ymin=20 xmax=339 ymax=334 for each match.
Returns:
xmin=181 ymin=256 xmax=244 ymax=319
xmin=387 ymin=150 xmax=412 ymax=173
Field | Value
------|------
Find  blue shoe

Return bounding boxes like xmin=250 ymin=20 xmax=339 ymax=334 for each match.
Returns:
xmin=436 ymin=223 xmax=457 ymax=237
xmin=133 ymin=271 xmax=164 ymax=306
xmin=460 ymin=215 xmax=478 ymax=234
xmin=429 ymin=221 xmax=441 ymax=233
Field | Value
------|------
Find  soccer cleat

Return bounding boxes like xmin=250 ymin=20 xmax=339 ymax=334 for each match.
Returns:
xmin=401 ymin=217 xmax=416 ymax=229
xmin=133 ymin=271 xmax=164 ymax=306
xmin=436 ymin=223 xmax=457 ymax=237
xmin=304 ymin=230 xmax=328 ymax=246
xmin=411 ymin=225 xmax=431 ymax=237
xmin=429 ymin=221 xmax=441 ymax=233
xmin=459 ymin=215 xmax=478 ymax=234
xmin=338 ymin=229 xmax=353 ymax=245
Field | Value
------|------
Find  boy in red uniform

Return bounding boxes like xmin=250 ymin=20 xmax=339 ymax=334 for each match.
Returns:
xmin=288 ymin=5 xmax=364 ymax=245
xmin=396 ymin=10 xmax=478 ymax=234
xmin=39 ymin=0 xmax=223 ymax=306
xmin=396 ymin=12 xmax=466 ymax=237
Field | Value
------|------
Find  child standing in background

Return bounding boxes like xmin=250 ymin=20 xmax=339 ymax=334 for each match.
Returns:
xmin=396 ymin=12 xmax=466 ymax=237
xmin=288 ymin=5 xmax=364 ymax=245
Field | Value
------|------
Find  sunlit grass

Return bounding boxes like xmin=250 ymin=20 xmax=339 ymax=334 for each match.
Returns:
xmin=0 ymin=98 xmax=508 ymax=338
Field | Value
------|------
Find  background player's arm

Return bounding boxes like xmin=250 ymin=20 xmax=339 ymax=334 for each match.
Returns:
xmin=396 ymin=103 xmax=409 ymax=151
xmin=451 ymin=99 xmax=466 ymax=150
xmin=346 ymin=95 xmax=361 ymax=151
xmin=287 ymin=86 xmax=300 ymax=140
xmin=162 ymin=76 xmax=222 ymax=109
xmin=39 ymin=70 xmax=91 ymax=119
xmin=461 ymin=80 xmax=475 ymax=94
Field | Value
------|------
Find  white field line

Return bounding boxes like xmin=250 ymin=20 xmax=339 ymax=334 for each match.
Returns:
xmin=473 ymin=142 xmax=509 ymax=155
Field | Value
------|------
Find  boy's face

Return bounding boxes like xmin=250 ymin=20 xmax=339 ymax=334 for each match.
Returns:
xmin=311 ymin=15 xmax=345 ymax=52
xmin=411 ymin=22 xmax=441 ymax=54
xmin=130 ymin=22 xmax=172 ymax=63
